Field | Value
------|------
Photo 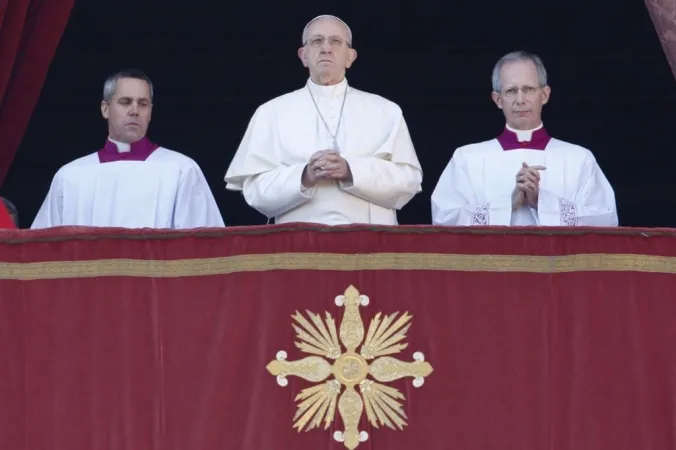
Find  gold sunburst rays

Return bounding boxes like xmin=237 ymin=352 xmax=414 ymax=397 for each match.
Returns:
xmin=266 ymin=285 xmax=434 ymax=449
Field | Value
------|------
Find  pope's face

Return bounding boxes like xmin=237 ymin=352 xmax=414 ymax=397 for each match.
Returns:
xmin=298 ymin=18 xmax=357 ymax=85
xmin=492 ymin=60 xmax=550 ymax=130
xmin=100 ymin=77 xmax=153 ymax=143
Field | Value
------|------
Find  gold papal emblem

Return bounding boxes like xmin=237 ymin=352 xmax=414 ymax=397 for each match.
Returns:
xmin=266 ymin=285 xmax=434 ymax=449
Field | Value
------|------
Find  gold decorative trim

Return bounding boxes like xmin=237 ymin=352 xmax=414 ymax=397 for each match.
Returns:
xmin=2 ymin=224 xmax=676 ymax=245
xmin=0 ymin=252 xmax=674 ymax=280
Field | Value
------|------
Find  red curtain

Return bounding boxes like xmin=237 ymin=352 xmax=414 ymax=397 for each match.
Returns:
xmin=645 ymin=0 xmax=676 ymax=80
xmin=1 ymin=224 xmax=676 ymax=450
xmin=0 ymin=201 xmax=15 ymax=228
xmin=0 ymin=0 xmax=74 ymax=185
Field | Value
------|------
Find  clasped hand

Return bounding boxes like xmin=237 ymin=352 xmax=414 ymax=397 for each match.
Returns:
xmin=512 ymin=162 xmax=546 ymax=209
xmin=302 ymin=149 xmax=352 ymax=187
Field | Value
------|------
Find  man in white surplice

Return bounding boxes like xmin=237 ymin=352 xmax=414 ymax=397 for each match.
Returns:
xmin=224 ymin=15 xmax=423 ymax=225
xmin=32 ymin=69 xmax=224 ymax=229
xmin=431 ymin=51 xmax=618 ymax=227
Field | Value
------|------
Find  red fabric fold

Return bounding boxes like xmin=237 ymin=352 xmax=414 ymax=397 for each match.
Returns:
xmin=0 ymin=201 xmax=15 ymax=228
xmin=0 ymin=0 xmax=75 ymax=184
xmin=645 ymin=0 xmax=676 ymax=81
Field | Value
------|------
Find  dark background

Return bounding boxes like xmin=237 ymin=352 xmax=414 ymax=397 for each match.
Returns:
xmin=3 ymin=1 xmax=675 ymax=228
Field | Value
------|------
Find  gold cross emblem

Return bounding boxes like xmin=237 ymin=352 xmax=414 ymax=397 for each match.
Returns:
xmin=266 ymin=285 xmax=434 ymax=449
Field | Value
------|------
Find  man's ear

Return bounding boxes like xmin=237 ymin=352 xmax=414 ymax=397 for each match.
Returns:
xmin=101 ymin=100 xmax=109 ymax=119
xmin=541 ymin=85 xmax=551 ymax=105
xmin=298 ymin=47 xmax=308 ymax=67
xmin=346 ymin=48 xmax=357 ymax=68
xmin=491 ymin=91 xmax=502 ymax=109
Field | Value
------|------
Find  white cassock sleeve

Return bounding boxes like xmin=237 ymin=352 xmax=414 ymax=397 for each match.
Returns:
xmin=224 ymin=106 xmax=314 ymax=219
xmin=31 ymin=173 xmax=64 ymax=229
xmin=430 ymin=151 xmax=512 ymax=226
xmin=173 ymin=165 xmax=225 ymax=228
xmin=339 ymin=117 xmax=423 ymax=210
xmin=536 ymin=154 xmax=618 ymax=227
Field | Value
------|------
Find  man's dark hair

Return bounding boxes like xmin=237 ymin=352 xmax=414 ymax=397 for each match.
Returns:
xmin=102 ymin=69 xmax=154 ymax=102
xmin=1 ymin=197 xmax=18 ymax=227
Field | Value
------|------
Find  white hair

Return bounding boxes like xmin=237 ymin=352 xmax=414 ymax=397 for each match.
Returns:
xmin=491 ymin=51 xmax=548 ymax=92
xmin=302 ymin=15 xmax=352 ymax=46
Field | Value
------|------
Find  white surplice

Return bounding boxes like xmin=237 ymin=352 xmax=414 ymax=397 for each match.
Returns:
xmin=224 ymin=78 xmax=423 ymax=225
xmin=431 ymin=127 xmax=618 ymax=227
xmin=31 ymin=143 xmax=225 ymax=229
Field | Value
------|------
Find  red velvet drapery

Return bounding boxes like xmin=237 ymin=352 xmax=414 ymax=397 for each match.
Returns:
xmin=0 ymin=201 xmax=15 ymax=228
xmin=645 ymin=0 xmax=676 ymax=80
xmin=0 ymin=0 xmax=74 ymax=185
xmin=2 ymin=224 xmax=676 ymax=450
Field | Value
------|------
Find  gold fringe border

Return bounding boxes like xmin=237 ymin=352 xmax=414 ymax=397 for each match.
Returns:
xmin=0 ymin=252 xmax=674 ymax=280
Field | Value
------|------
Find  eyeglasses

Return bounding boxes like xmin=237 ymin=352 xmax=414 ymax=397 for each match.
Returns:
xmin=501 ymin=86 xmax=541 ymax=98
xmin=304 ymin=35 xmax=350 ymax=48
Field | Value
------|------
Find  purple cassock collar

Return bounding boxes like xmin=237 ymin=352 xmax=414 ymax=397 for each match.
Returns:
xmin=97 ymin=137 xmax=159 ymax=163
xmin=496 ymin=127 xmax=551 ymax=151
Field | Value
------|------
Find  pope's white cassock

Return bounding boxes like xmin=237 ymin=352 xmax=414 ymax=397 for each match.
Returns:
xmin=31 ymin=137 xmax=225 ymax=229
xmin=431 ymin=125 xmax=618 ymax=227
xmin=224 ymin=78 xmax=423 ymax=225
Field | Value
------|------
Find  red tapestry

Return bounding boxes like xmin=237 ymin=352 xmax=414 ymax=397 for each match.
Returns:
xmin=1 ymin=224 xmax=676 ymax=450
